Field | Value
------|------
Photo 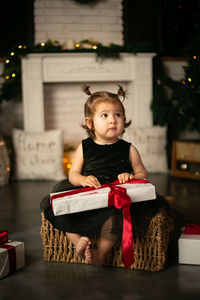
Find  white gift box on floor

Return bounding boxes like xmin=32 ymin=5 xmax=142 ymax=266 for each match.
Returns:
xmin=178 ymin=234 xmax=200 ymax=265
xmin=0 ymin=241 xmax=25 ymax=279
xmin=51 ymin=181 xmax=156 ymax=216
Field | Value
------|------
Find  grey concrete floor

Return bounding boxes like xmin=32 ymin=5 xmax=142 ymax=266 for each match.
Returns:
xmin=0 ymin=173 xmax=200 ymax=300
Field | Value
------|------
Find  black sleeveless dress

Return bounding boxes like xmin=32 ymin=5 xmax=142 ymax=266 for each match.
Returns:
xmin=41 ymin=138 xmax=132 ymax=237
xmin=41 ymin=138 xmax=172 ymax=237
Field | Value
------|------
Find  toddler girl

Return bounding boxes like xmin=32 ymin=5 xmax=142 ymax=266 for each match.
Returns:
xmin=42 ymin=85 xmax=147 ymax=266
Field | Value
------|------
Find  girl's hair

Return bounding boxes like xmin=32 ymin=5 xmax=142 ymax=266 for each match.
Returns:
xmin=81 ymin=85 xmax=131 ymax=138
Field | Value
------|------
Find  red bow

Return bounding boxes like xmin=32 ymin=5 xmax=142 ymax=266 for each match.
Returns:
xmin=0 ymin=230 xmax=16 ymax=274
xmin=182 ymin=223 xmax=200 ymax=235
xmin=108 ymin=184 xmax=134 ymax=268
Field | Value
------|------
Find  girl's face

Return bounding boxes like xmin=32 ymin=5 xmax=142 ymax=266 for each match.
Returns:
xmin=86 ymin=101 xmax=125 ymax=144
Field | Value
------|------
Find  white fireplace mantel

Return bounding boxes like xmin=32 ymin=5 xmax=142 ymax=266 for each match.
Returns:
xmin=22 ymin=52 xmax=155 ymax=132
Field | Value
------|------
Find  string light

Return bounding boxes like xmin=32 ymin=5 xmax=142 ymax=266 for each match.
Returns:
xmin=41 ymin=42 xmax=45 ymax=47
xmin=193 ymin=56 xmax=197 ymax=60
xmin=18 ymin=45 xmax=23 ymax=49
xmin=75 ymin=43 xmax=80 ymax=48
xmin=12 ymin=73 xmax=16 ymax=78
xmin=188 ymin=78 xmax=192 ymax=82
xmin=182 ymin=80 xmax=186 ymax=85
xmin=5 ymin=75 xmax=9 ymax=80
xmin=63 ymin=147 xmax=75 ymax=175
xmin=6 ymin=59 xmax=9 ymax=64
xmin=92 ymin=45 xmax=97 ymax=50
xmin=10 ymin=52 xmax=15 ymax=56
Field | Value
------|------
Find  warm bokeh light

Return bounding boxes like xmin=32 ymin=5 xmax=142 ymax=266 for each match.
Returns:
xmin=63 ymin=149 xmax=75 ymax=175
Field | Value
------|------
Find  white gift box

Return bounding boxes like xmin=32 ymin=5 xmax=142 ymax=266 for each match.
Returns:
xmin=0 ymin=241 xmax=25 ymax=279
xmin=178 ymin=234 xmax=200 ymax=265
xmin=51 ymin=181 xmax=156 ymax=216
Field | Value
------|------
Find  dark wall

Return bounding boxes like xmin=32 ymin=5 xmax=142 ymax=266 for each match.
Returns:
xmin=123 ymin=0 xmax=162 ymax=52
xmin=0 ymin=0 xmax=34 ymax=56
xmin=123 ymin=0 xmax=200 ymax=56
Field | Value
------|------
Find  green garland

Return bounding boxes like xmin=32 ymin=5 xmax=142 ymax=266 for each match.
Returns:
xmin=0 ymin=39 xmax=153 ymax=103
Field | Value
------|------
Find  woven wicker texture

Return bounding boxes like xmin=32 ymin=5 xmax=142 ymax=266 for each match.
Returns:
xmin=41 ymin=205 xmax=174 ymax=272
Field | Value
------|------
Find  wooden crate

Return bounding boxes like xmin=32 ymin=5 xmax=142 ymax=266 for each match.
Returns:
xmin=171 ymin=140 xmax=200 ymax=180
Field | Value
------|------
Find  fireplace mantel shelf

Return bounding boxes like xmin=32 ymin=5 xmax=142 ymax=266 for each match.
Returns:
xmin=23 ymin=52 xmax=156 ymax=60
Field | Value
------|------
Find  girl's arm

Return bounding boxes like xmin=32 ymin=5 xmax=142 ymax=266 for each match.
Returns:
xmin=129 ymin=145 xmax=147 ymax=179
xmin=68 ymin=143 xmax=101 ymax=188
xmin=118 ymin=145 xmax=147 ymax=183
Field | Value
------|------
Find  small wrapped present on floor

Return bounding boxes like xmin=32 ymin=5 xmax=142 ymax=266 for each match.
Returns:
xmin=0 ymin=231 xmax=25 ymax=279
xmin=178 ymin=224 xmax=200 ymax=265
xmin=50 ymin=179 xmax=156 ymax=216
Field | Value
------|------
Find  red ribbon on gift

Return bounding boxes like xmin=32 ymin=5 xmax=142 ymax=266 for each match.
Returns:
xmin=51 ymin=179 xmax=149 ymax=269
xmin=108 ymin=184 xmax=134 ymax=268
xmin=182 ymin=223 xmax=200 ymax=235
xmin=0 ymin=230 xmax=16 ymax=274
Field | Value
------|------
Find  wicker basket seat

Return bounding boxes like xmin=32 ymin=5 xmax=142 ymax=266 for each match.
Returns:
xmin=40 ymin=203 xmax=174 ymax=272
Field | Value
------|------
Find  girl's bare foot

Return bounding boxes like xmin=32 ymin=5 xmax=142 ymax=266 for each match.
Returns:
xmin=85 ymin=246 xmax=106 ymax=266
xmin=75 ymin=237 xmax=91 ymax=259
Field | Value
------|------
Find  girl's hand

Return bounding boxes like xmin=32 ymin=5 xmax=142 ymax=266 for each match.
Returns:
xmin=80 ymin=175 xmax=101 ymax=189
xmin=118 ymin=173 xmax=134 ymax=184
